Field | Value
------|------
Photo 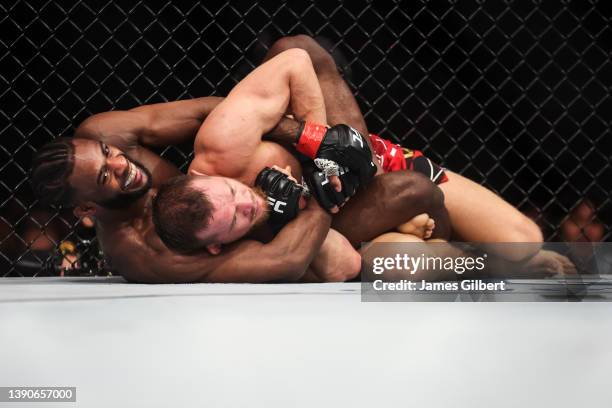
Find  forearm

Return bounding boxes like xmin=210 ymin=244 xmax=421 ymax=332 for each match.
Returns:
xmin=280 ymin=49 xmax=327 ymax=125
xmin=264 ymin=116 xmax=302 ymax=147
xmin=269 ymin=202 xmax=332 ymax=281
xmin=132 ymin=96 xmax=224 ymax=147
xmin=193 ymin=50 xmax=327 ymax=165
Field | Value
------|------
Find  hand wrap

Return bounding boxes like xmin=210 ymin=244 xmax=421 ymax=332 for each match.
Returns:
xmin=304 ymin=165 xmax=360 ymax=212
xmin=295 ymin=122 xmax=377 ymax=185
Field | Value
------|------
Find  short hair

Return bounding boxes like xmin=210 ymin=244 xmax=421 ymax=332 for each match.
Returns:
xmin=152 ymin=175 xmax=215 ymax=252
xmin=30 ymin=137 xmax=76 ymax=206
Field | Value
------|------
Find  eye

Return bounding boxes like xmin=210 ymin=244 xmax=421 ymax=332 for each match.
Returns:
xmin=102 ymin=170 xmax=109 ymax=185
xmin=103 ymin=144 xmax=110 ymax=156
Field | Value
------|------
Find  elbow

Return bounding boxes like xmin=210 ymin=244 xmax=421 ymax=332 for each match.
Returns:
xmin=269 ymin=36 xmax=337 ymax=76
xmin=271 ymin=256 xmax=309 ymax=282
xmin=264 ymin=241 xmax=312 ymax=282
xmin=281 ymin=48 xmax=313 ymax=69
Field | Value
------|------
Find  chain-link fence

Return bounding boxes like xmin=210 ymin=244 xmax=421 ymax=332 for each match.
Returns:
xmin=1 ymin=0 xmax=611 ymax=277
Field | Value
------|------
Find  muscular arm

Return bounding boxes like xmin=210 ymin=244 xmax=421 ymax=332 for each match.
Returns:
xmin=122 ymin=200 xmax=331 ymax=283
xmin=263 ymin=116 xmax=303 ymax=149
xmin=75 ymin=97 xmax=224 ymax=148
xmin=191 ymin=48 xmax=326 ymax=177
xmin=204 ymin=200 xmax=331 ymax=282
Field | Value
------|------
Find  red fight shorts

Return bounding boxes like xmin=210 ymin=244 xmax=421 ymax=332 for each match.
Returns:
xmin=369 ymin=133 xmax=449 ymax=184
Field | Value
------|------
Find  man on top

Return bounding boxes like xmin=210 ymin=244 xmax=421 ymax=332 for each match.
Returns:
xmin=30 ymin=36 xmax=449 ymax=283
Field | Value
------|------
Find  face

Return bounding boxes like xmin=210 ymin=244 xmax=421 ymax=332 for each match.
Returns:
xmin=190 ymin=176 xmax=268 ymax=246
xmin=561 ymin=201 xmax=604 ymax=243
xmin=69 ymin=139 xmax=152 ymax=209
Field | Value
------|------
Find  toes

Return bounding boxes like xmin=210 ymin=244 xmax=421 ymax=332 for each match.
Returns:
xmin=416 ymin=213 xmax=429 ymax=223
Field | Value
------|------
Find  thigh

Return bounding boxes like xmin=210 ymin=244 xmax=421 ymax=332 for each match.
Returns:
xmin=332 ymin=171 xmax=447 ymax=246
xmin=370 ymin=232 xmax=424 ymax=244
xmin=439 ymin=170 xmax=539 ymax=242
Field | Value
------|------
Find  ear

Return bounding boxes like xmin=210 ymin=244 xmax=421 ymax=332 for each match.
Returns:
xmin=189 ymin=168 xmax=207 ymax=177
xmin=205 ymin=243 xmax=222 ymax=255
xmin=73 ymin=203 xmax=97 ymax=218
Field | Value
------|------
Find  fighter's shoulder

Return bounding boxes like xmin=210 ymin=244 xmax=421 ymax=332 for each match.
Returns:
xmin=98 ymin=223 xmax=180 ymax=283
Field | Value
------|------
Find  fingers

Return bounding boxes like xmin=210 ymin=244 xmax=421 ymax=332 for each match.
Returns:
xmin=188 ymin=168 xmax=207 ymax=176
xmin=271 ymin=164 xmax=287 ymax=175
xmin=329 ymin=175 xmax=342 ymax=192
xmin=272 ymin=165 xmax=298 ymax=183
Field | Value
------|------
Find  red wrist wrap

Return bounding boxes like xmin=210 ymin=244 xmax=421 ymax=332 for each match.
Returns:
xmin=295 ymin=122 xmax=327 ymax=159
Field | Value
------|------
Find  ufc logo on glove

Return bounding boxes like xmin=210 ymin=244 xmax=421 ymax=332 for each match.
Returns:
xmin=267 ymin=197 xmax=287 ymax=214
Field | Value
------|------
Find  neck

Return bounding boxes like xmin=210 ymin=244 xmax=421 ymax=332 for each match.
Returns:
xmin=94 ymin=191 xmax=154 ymax=224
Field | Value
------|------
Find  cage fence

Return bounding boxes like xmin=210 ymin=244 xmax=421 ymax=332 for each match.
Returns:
xmin=1 ymin=0 xmax=611 ymax=276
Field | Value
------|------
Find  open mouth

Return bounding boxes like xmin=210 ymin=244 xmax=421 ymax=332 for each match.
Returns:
xmin=122 ymin=161 xmax=139 ymax=190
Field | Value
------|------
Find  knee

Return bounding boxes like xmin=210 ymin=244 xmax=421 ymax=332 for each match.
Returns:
xmin=485 ymin=214 xmax=543 ymax=262
xmin=339 ymin=250 xmax=362 ymax=281
xmin=326 ymin=249 xmax=362 ymax=282
xmin=510 ymin=216 xmax=544 ymax=244
xmin=392 ymin=172 xmax=445 ymax=212
xmin=269 ymin=35 xmax=337 ymax=75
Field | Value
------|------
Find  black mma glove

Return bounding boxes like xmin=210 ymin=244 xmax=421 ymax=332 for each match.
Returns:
xmin=304 ymin=165 xmax=361 ymax=212
xmin=255 ymin=167 xmax=304 ymax=227
xmin=295 ymin=122 xmax=377 ymax=185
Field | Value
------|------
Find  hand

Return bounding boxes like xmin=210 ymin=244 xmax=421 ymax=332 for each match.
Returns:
xmin=271 ymin=165 xmax=306 ymax=209
xmin=295 ymin=122 xmax=377 ymax=187
xmin=313 ymin=158 xmax=343 ymax=193
xmin=255 ymin=166 xmax=306 ymax=227
xmin=305 ymin=166 xmax=360 ymax=214
xmin=188 ymin=168 xmax=208 ymax=176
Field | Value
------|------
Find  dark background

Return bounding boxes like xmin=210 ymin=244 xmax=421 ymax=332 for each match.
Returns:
xmin=1 ymin=0 xmax=611 ymax=276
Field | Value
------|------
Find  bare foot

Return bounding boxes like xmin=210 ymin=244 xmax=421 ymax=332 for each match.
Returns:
xmin=525 ymin=250 xmax=577 ymax=277
xmin=396 ymin=213 xmax=435 ymax=239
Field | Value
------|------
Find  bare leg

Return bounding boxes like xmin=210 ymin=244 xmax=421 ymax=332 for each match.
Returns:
xmin=360 ymin=233 xmax=459 ymax=281
xmin=333 ymin=171 xmax=451 ymax=246
xmin=439 ymin=170 xmax=543 ymax=261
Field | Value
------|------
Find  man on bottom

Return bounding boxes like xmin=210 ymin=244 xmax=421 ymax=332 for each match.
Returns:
xmin=30 ymin=37 xmax=447 ymax=282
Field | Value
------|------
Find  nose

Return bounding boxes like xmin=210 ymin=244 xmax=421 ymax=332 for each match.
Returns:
xmin=235 ymin=201 xmax=253 ymax=218
xmin=235 ymin=189 xmax=254 ymax=217
xmin=107 ymin=155 xmax=128 ymax=177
